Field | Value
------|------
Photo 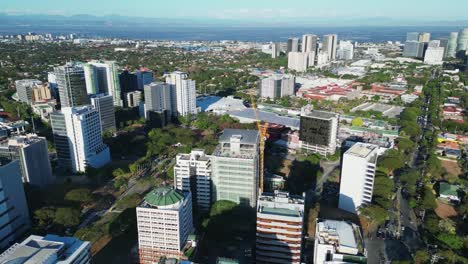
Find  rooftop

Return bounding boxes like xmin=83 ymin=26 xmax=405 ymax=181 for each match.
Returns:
xmin=301 ymin=109 xmax=338 ymax=120
xmin=439 ymin=182 xmax=460 ymax=197
xmin=316 ymin=219 xmax=359 ymax=250
xmin=218 ymin=129 xmax=259 ymax=145
xmin=143 ymin=187 xmax=185 ymax=208
xmin=228 ymin=108 xmax=300 ymax=129
xmin=257 ymin=191 xmax=304 ymax=218
xmin=346 ymin=143 xmax=379 ymax=158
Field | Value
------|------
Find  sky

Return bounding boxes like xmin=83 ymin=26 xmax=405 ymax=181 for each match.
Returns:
xmin=1 ymin=0 xmax=467 ymax=21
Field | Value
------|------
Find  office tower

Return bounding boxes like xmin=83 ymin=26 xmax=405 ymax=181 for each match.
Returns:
xmin=15 ymin=79 xmax=42 ymax=104
xmin=125 ymin=90 xmax=142 ymax=108
xmin=84 ymin=61 xmax=122 ymax=106
xmin=322 ymin=34 xmax=338 ymax=60
xmin=428 ymin=40 xmax=440 ymax=48
xmin=174 ymin=149 xmax=212 ymax=212
xmin=336 ymin=41 xmax=354 ymax=60
xmin=119 ymin=69 xmax=138 ymax=93
xmin=299 ymin=107 xmax=339 ymax=156
xmin=446 ymin=32 xmax=458 ymax=58
xmin=316 ymin=51 xmax=330 ymax=66
xmin=51 ymin=106 xmax=111 ymax=173
xmin=302 ymin=34 xmax=317 ymax=53
xmin=47 ymin=72 xmax=59 ymax=100
xmin=54 ymin=63 xmax=89 ymax=107
xmin=338 ymin=143 xmax=379 ymax=214
xmin=256 ymin=191 xmax=305 ymax=264
xmin=0 ymin=234 xmax=91 ymax=263
xmin=144 ymin=82 xmax=174 ymax=117
xmin=287 ymin=37 xmax=300 ymax=53
xmin=314 ymin=219 xmax=367 ymax=264
xmin=137 ymin=187 xmax=193 ymax=262
xmin=260 ymin=74 xmax=295 ymax=99
xmin=271 ymin=43 xmax=280 ymax=59
xmin=32 ymin=83 xmax=52 ymax=102
xmin=424 ymin=47 xmax=445 ymax=65
xmin=0 ymin=160 xmax=30 ymax=249
xmin=90 ymin=94 xmax=116 ymax=132
xmin=457 ymin=28 xmax=468 ymax=53
xmin=0 ymin=134 xmax=53 ymax=187
xmin=403 ymin=41 xmax=425 ymax=58
xmin=288 ymin=52 xmax=310 ymax=72
xmin=136 ymin=68 xmax=154 ymax=90
xmin=211 ymin=129 xmax=259 ymax=208
xmin=166 ymin=71 xmax=197 ymax=117
xmin=419 ymin=32 xmax=431 ymax=43
xmin=406 ymin=32 xmax=420 ymax=41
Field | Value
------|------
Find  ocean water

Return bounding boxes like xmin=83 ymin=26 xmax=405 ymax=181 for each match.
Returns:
xmin=0 ymin=24 xmax=463 ymax=42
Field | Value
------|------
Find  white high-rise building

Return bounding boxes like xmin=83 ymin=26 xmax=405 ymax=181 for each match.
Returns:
xmin=287 ymin=38 xmax=300 ymax=53
xmin=339 ymin=143 xmax=379 ymax=214
xmin=166 ymin=71 xmax=197 ymax=116
xmin=90 ymin=94 xmax=116 ymax=132
xmin=446 ymin=32 xmax=458 ymax=58
xmin=424 ymin=47 xmax=445 ymax=65
xmin=271 ymin=43 xmax=280 ymax=58
xmin=144 ymin=82 xmax=174 ymax=116
xmin=15 ymin=79 xmax=43 ymax=104
xmin=51 ymin=106 xmax=111 ymax=173
xmin=322 ymin=34 xmax=338 ymax=60
xmin=336 ymin=41 xmax=354 ymax=60
xmin=125 ymin=90 xmax=142 ymax=108
xmin=314 ymin=219 xmax=367 ymax=264
xmin=302 ymin=34 xmax=317 ymax=53
xmin=288 ymin=52 xmax=311 ymax=72
xmin=316 ymin=51 xmax=330 ymax=66
xmin=0 ymin=234 xmax=91 ymax=264
xmin=260 ymin=74 xmax=295 ymax=99
xmin=256 ymin=191 xmax=305 ymax=264
xmin=137 ymin=187 xmax=193 ymax=262
xmin=84 ymin=61 xmax=122 ymax=106
xmin=174 ymin=149 xmax=212 ymax=212
xmin=211 ymin=129 xmax=259 ymax=208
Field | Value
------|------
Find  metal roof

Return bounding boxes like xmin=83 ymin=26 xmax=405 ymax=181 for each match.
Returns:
xmin=218 ymin=129 xmax=259 ymax=145
xmin=228 ymin=109 xmax=300 ymax=129
xmin=144 ymin=187 xmax=184 ymax=207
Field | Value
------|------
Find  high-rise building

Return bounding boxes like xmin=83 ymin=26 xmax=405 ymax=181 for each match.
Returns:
xmin=84 ymin=61 xmax=122 ymax=106
xmin=457 ymin=28 xmax=468 ymax=53
xmin=288 ymin=52 xmax=310 ymax=72
xmin=51 ymin=106 xmax=111 ymax=173
xmin=271 ymin=43 xmax=280 ymax=59
xmin=54 ymin=63 xmax=89 ymax=108
xmin=299 ymin=107 xmax=339 ymax=156
xmin=406 ymin=32 xmax=420 ymax=41
xmin=419 ymin=32 xmax=431 ymax=43
xmin=144 ymin=82 xmax=174 ymax=117
xmin=119 ymin=69 xmax=138 ymax=93
xmin=287 ymin=38 xmax=300 ymax=53
xmin=0 ymin=160 xmax=30 ymax=250
xmin=90 ymin=94 xmax=116 ymax=132
xmin=136 ymin=68 xmax=154 ymax=90
xmin=0 ymin=234 xmax=91 ymax=263
xmin=32 ymin=83 xmax=52 ymax=102
xmin=166 ymin=71 xmax=197 ymax=117
xmin=336 ymin=41 xmax=354 ymax=60
xmin=424 ymin=47 xmax=445 ymax=65
xmin=124 ymin=90 xmax=142 ymax=108
xmin=302 ymin=34 xmax=317 ymax=53
xmin=314 ymin=219 xmax=367 ymax=264
xmin=47 ymin=72 xmax=59 ymax=100
xmin=403 ymin=41 xmax=425 ymax=58
xmin=338 ymin=143 xmax=379 ymax=214
xmin=15 ymin=79 xmax=43 ymax=104
xmin=428 ymin=40 xmax=440 ymax=48
xmin=260 ymin=74 xmax=295 ymax=99
xmin=137 ymin=187 xmax=193 ymax=262
xmin=316 ymin=51 xmax=330 ymax=66
xmin=211 ymin=129 xmax=259 ymax=208
xmin=174 ymin=149 xmax=212 ymax=212
xmin=0 ymin=134 xmax=53 ymax=188
xmin=256 ymin=191 xmax=305 ymax=264
xmin=322 ymin=34 xmax=338 ymax=60
xmin=446 ymin=32 xmax=459 ymax=58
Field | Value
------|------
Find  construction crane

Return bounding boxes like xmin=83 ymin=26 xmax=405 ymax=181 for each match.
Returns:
xmin=249 ymin=91 xmax=267 ymax=193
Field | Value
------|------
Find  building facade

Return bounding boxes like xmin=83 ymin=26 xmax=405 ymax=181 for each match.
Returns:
xmin=256 ymin=191 xmax=304 ymax=264
xmin=336 ymin=41 xmax=354 ymax=60
xmin=260 ymin=75 xmax=295 ymax=99
xmin=287 ymin=38 xmax=300 ymax=53
xmin=338 ymin=143 xmax=379 ymax=214
xmin=15 ymin=79 xmax=43 ymax=104
xmin=144 ymin=82 xmax=174 ymax=117
xmin=288 ymin=52 xmax=310 ymax=72
xmin=446 ymin=32 xmax=459 ymax=58
xmin=424 ymin=47 xmax=445 ymax=65
xmin=137 ymin=187 xmax=193 ymax=263
xmin=299 ymin=107 xmax=339 ymax=156
xmin=211 ymin=129 xmax=259 ymax=208
xmin=125 ymin=90 xmax=142 ymax=108
xmin=136 ymin=68 xmax=154 ymax=90
xmin=54 ymin=63 xmax=89 ymax=108
xmin=84 ymin=61 xmax=122 ymax=106
xmin=0 ymin=134 xmax=53 ymax=188
xmin=0 ymin=160 xmax=30 ymax=250
xmin=174 ymin=149 xmax=212 ymax=212
xmin=90 ymin=94 xmax=116 ymax=132
xmin=302 ymin=34 xmax=317 ymax=53
xmin=166 ymin=71 xmax=197 ymax=117
xmin=322 ymin=34 xmax=338 ymax=60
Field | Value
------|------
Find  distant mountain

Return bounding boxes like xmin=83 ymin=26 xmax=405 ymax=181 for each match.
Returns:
xmin=1 ymin=13 xmax=468 ymax=28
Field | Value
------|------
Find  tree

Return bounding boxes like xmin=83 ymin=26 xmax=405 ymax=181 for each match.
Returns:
xmin=359 ymin=204 xmax=389 ymax=226
xmin=65 ymin=188 xmax=93 ymax=204
xmin=54 ymin=207 xmax=81 ymax=227
xmin=420 ymin=186 xmax=437 ymax=210
xmin=351 ymin=117 xmax=364 ymax=127
xmin=437 ymin=233 xmax=464 ymax=250
xmin=112 ymin=168 xmax=126 ymax=178
xmin=34 ymin=207 xmax=56 ymax=228
xmin=373 ymin=174 xmax=394 ymax=208
xmin=378 ymin=149 xmax=405 ymax=172
xmin=396 ymin=137 xmax=415 ymax=153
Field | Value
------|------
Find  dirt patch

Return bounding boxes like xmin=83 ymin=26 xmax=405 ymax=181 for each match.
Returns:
xmin=435 ymin=200 xmax=458 ymax=219
xmin=441 ymin=159 xmax=462 ymax=178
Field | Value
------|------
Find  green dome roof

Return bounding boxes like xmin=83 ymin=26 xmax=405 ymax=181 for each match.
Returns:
xmin=144 ymin=187 xmax=184 ymax=207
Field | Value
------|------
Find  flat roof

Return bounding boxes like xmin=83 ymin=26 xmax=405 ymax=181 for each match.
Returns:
xmin=260 ymin=206 xmax=300 ymax=217
xmin=346 ymin=143 xmax=378 ymax=158
xmin=219 ymin=129 xmax=259 ymax=145
xmin=302 ymin=110 xmax=338 ymax=120
xmin=228 ymin=109 xmax=300 ymax=129
xmin=318 ymin=220 xmax=357 ymax=249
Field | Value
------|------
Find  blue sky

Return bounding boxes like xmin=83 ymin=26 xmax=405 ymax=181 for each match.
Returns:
xmin=1 ymin=0 xmax=467 ymax=21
